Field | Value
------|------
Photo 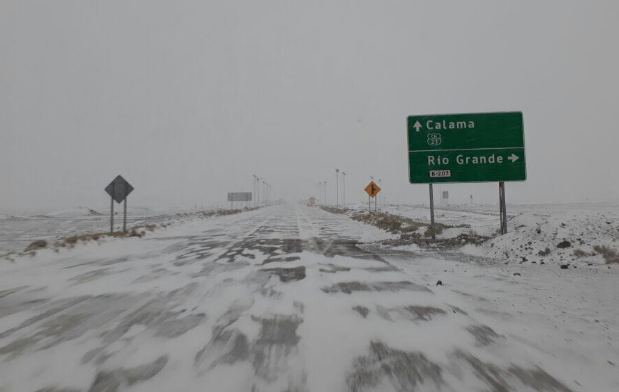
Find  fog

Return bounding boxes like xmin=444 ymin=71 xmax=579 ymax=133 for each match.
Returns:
xmin=2 ymin=0 xmax=618 ymax=211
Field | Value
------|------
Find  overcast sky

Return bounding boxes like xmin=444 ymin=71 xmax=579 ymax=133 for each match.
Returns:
xmin=1 ymin=0 xmax=618 ymax=211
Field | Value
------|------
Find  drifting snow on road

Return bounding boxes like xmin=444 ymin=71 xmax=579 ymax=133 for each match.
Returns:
xmin=0 ymin=205 xmax=618 ymax=391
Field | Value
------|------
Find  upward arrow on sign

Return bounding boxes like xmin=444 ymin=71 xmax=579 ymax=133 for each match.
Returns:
xmin=413 ymin=121 xmax=422 ymax=132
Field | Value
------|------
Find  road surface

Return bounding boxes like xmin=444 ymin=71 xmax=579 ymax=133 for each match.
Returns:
xmin=1 ymin=205 xmax=617 ymax=392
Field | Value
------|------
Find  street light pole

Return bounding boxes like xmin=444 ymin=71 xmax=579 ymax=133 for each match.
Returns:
xmin=335 ymin=169 xmax=339 ymax=207
xmin=324 ymin=180 xmax=328 ymax=206
xmin=253 ymin=175 xmax=258 ymax=208
xmin=342 ymin=172 xmax=346 ymax=206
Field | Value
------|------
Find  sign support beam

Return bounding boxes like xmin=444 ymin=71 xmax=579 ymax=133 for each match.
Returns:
xmin=123 ymin=197 xmax=128 ymax=233
xmin=429 ymin=184 xmax=436 ymax=240
xmin=110 ymin=195 xmax=114 ymax=233
xmin=499 ymin=182 xmax=507 ymax=234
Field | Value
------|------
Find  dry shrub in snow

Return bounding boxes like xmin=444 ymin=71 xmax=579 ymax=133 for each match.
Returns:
xmin=24 ymin=240 xmax=48 ymax=252
xmin=593 ymin=245 xmax=619 ymax=264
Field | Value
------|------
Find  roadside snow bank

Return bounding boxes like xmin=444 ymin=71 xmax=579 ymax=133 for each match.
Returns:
xmin=45 ymin=207 xmax=104 ymax=218
xmin=463 ymin=210 xmax=619 ymax=266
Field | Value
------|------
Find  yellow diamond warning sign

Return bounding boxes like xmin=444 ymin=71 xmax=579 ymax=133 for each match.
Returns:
xmin=364 ymin=181 xmax=381 ymax=198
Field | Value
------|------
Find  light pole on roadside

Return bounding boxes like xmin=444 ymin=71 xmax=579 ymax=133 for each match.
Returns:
xmin=257 ymin=177 xmax=262 ymax=207
xmin=253 ymin=175 xmax=259 ymax=208
xmin=335 ymin=169 xmax=339 ymax=207
xmin=263 ymin=180 xmax=267 ymax=206
xmin=323 ymin=180 xmax=328 ymax=206
xmin=342 ymin=172 xmax=346 ymax=206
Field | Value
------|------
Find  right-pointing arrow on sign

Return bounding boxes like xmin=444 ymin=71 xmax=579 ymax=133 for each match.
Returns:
xmin=507 ymin=154 xmax=520 ymax=163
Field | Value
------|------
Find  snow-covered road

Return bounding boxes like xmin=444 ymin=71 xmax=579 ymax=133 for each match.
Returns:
xmin=1 ymin=205 xmax=617 ymax=392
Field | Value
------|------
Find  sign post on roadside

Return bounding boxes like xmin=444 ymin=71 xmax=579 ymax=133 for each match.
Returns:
xmin=442 ymin=191 xmax=449 ymax=204
xmin=105 ymin=175 xmax=134 ymax=233
xmin=227 ymin=192 xmax=253 ymax=209
xmin=407 ymin=112 xmax=526 ymax=235
xmin=364 ymin=181 xmax=381 ymax=213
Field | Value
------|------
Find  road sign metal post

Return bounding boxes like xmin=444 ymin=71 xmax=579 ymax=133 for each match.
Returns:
xmin=503 ymin=184 xmax=508 ymax=234
xmin=110 ymin=191 xmax=114 ymax=233
xmin=123 ymin=197 xmax=127 ymax=232
xmin=499 ymin=182 xmax=507 ymax=234
xmin=429 ymin=184 xmax=436 ymax=240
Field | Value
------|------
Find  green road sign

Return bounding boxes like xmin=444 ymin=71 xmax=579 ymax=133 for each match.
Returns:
xmin=407 ymin=112 xmax=526 ymax=184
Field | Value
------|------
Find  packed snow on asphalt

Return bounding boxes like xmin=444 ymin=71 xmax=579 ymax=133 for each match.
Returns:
xmin=0 ymin=204 xmax=618 ymax=392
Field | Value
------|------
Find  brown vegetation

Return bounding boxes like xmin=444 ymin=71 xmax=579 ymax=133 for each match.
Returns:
xmin=593 ymin=245 xmax=619 ymax=264
xmin=573 ymin=249 xmax=595 ymax=258
xmin=320 ymin=207 xmax=485 ymax=247
xmin=320 ymin=206 xmax=351 ymax=215
xmin=349 ymin=210 xmax=457 ymax=238
xmin=24 ymin=240 xmax=48 ymax=252
xmin=5 ymin=208 xmax=253 ymax=260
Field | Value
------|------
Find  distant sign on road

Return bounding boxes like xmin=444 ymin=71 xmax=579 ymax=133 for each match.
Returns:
xmin=407 ymin=112 xmax=526 ymax=183
xmin=104 ymin=175 xmax=134 ymax=233
xmin=227 ymin=192 xmax=253 ymax=202
xmin=364 ymin=181 xmax=381 ymax=198
xmin=105 ymin=175 xmax=134 ymax=203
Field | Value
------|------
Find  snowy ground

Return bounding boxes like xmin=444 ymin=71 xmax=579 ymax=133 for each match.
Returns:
xmin=0 ymin=206 xmax=226 ymax=255
xmin=0 ymin=204 xmax=618 ymax=391
xmin=346 ymin=202 xmax=619 ymax=266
